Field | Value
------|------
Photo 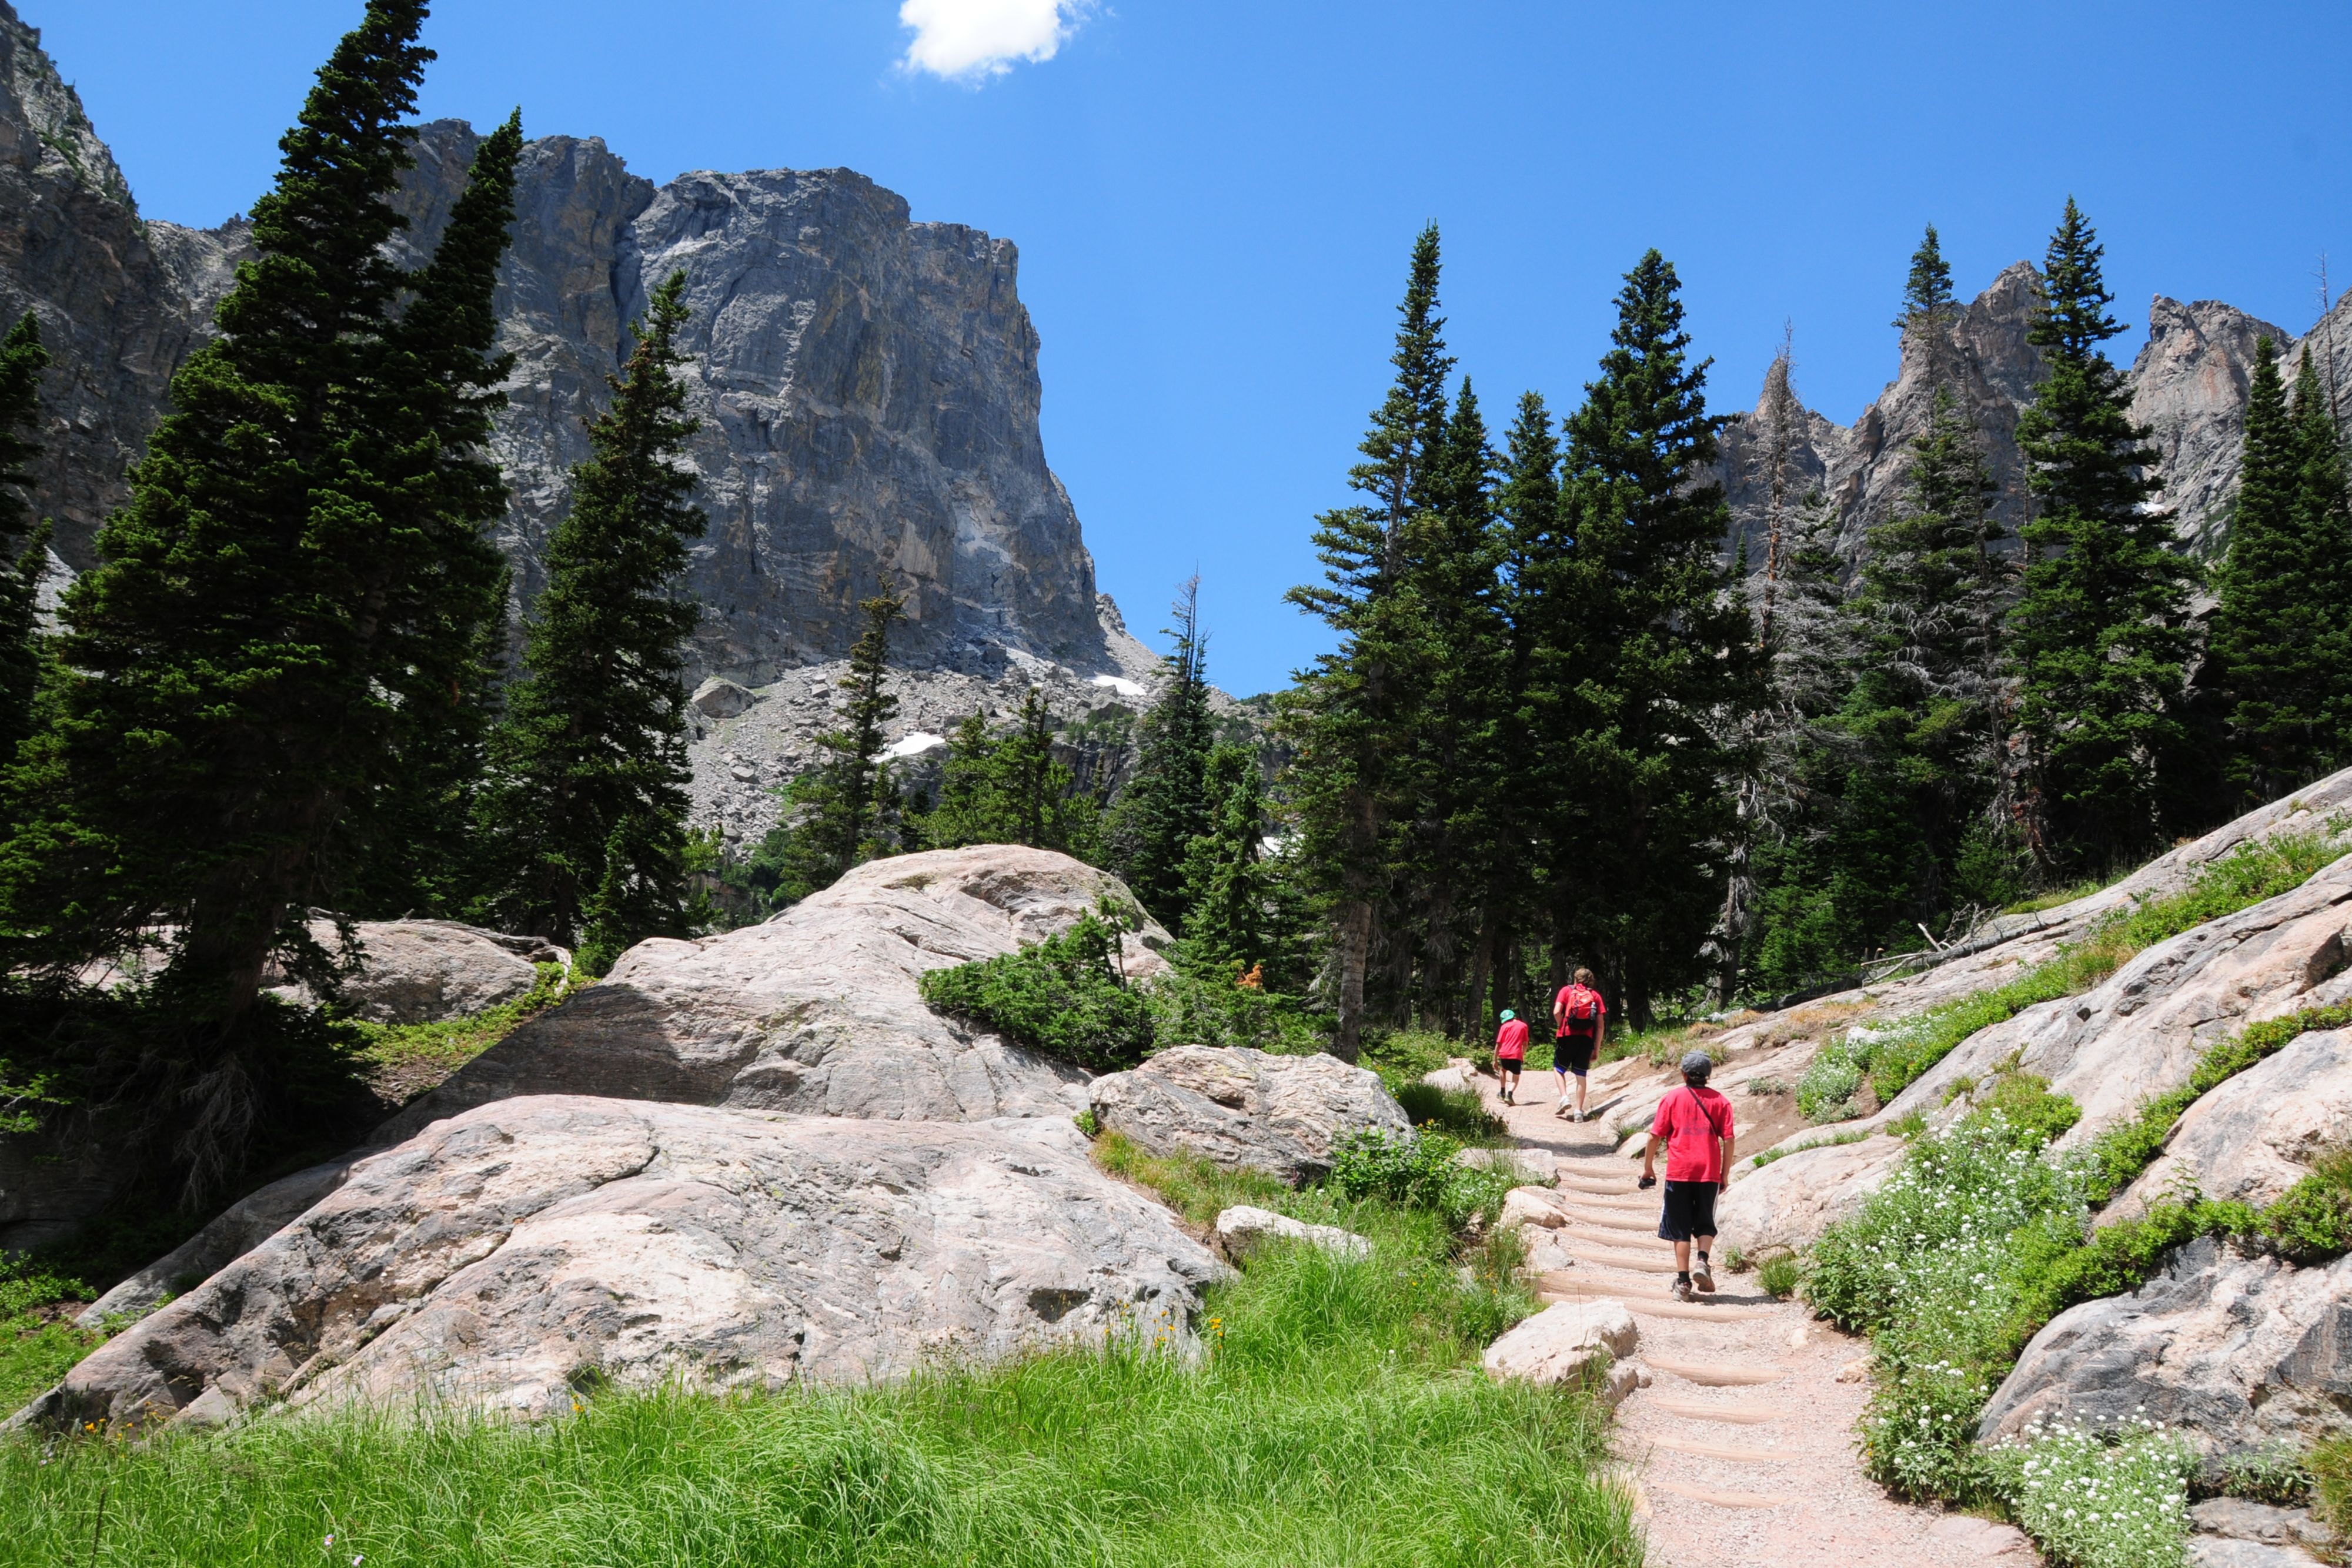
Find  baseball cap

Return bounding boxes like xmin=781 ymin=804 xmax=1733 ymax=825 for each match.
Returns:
xmin=1500 ymin=1009 xmax=1516 ymax=1022
xmin=1679 ymin=1049 xmax=1714 ymax=1080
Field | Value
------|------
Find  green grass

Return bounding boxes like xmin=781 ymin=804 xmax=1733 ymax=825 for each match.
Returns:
xmin=1798 ymin=829 xmax=2348 ymax=1119
xmin=1 ymin=1149 xmax=1640 ymax=1568
xmin=0 ymin=1258 xmax=99 ymax=1416
xmin=1746 ymin=1127 xmax=1872 ymax=1170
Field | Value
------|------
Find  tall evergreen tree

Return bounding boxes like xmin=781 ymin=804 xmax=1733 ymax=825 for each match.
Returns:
xmin=1394 ymin=376 xmax=1506 ymax=1028
xmin=1282 ymin=225 xmax=1452 ymax=1058
xmin=924 ymin=689 xmax=1101 ymax=858
xmin=1178 ymin=744 xmax=1279 ymax=978
xmin=473 ymin=271 xmax=705 ymax=964
xmin=787 ymin=591 xmax=910 ymax=889
xmin=2006 ymin=199 xmax=2193 ymax=870
xmin=1110 ymin=577 xmax=1217 ymax=930
xmin=0 ymin=313 xmax=49 ymax=782
xmin=2291 ymin=347 xmax=2352 ymax=758
xmin=1896 ymin=223 xmax=1958 ymax=390
xmin=2210 ymin=339 xmax=2337 ymax=800
xmin=0 ymin=4 xmax=524 ymax=1192
xmin=1553 ymin=250 xmax=1761 ymax=1025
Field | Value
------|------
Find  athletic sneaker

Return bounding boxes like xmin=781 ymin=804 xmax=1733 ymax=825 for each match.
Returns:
xmin=1673 ymin=1277 xmax=1696 ymax=1303
xmin=1503 ymin=1088 xmax=1514 ymax=1105
xmin=1692 ymin=1256 xmax=1715 ymax=1293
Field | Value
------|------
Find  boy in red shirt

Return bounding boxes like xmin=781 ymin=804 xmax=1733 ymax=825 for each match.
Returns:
xmin=1641 ymin=1050 xmax=1736 ymax=1301
xmin=1492 ymin=1009 xmax=1529 ymax=1105
xmin=1551 ymin=967 xmax=1608 ymax=1121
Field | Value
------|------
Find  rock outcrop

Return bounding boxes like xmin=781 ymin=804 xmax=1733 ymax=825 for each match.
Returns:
xmin=1088 ymin=1046 xmax=1411 ymax=1185
xmin=378 ymin=845 xmax=1162 ymax=1138
xmin=2112 ymin=1028 xmax=2352 ymax=1222
xmin=22 ymin=1095 xmax=1220 ymax=1430
xmin=74 ymin=1159 xmax=353 ymax=1328
xmin=282 ymin=920 xmax=559 ymax=1026
xmin=1977 ymin=1236 xmax=2352 ymax=1463
xmin=1713 ymin=256 xmax=2352 ymax=575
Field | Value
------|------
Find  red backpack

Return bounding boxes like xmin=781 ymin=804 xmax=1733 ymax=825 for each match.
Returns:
xmin=1559 ymin=984 xmax=1601 ymax=1033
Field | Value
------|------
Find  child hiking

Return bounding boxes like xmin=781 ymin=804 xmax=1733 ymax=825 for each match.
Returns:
xmin=1551 ymin=968 xmax=1607 ymax=1121
xmin=1641 ymin=1050 xmax=1736 ymax=1302
xmin=1492 ymin=1009 xmax=1529 ymax=1104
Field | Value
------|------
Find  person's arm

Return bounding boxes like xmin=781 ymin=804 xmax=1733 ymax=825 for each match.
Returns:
xmin=1552 ymin=989 xmax=1567 ymax=1032
xmin=1641 ymin=1131 xmax=1663 ymax=1183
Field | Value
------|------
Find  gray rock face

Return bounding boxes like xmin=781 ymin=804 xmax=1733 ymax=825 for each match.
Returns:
xmin=1714 ymin=258 xmax=2352 ymax=576
xmin=1211 ymin=1205 xmax=1369 ymax=1261
xmin=19 ymin=1095 xmax=1220 ymax=1429
xmin=1977 ymin=1236 xmax=2352 ymax=1463
xmin=377 ymin=845 xmax=1163 ymax=1140
xmin=2112 ymin=1028 xmax=2352 ymax=1221
xmin=1088 ymin=1046 xmax=1411 ymax=1185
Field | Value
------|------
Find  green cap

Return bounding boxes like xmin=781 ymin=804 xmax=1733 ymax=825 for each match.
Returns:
xmin=1499 ymin=1009 xmax=1515 ymax=1022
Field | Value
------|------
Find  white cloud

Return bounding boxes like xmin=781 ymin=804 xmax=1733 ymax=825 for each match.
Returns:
xmin=897 ymin=0 xmax=1089 ymax=81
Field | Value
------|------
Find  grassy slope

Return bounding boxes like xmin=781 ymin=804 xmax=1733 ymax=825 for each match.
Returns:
xmin=2 ymin=1140 xmax=1641 ymax=1567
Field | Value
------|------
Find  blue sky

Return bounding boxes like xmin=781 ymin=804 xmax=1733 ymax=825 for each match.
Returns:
xmin=38 ymin=1 xmax=2352 ymax=695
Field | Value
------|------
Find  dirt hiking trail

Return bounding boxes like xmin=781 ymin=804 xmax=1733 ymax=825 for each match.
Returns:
xmin=1476 ymin=1066 xmax=2040 ymax=1567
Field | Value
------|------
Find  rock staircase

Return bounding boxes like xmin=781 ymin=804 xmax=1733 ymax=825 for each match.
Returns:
xmin=1481 ymin=1075 xmax=2039 ymax=1567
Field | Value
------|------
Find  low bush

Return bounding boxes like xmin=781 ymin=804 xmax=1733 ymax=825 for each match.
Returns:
xmin=1329 ymin=1128 xmax=1516 ymax=1232
xmin=1756 ymin=1253 xmax=1802 ymax=1299
xmin=918 ymin=914 xmax=1157 ymax=1072
xmin=1393 ymin=1081 xmax=1506 ymax=1142
xmin=2311 ymin=1436 xmax=2352 ymax=1547
xmin=1980 ymin=1411 xmax=2197 ymax=1568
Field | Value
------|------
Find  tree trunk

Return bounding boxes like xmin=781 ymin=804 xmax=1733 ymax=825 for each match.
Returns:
xmin=1332 ymin=897 xmax=1372 ymax=1063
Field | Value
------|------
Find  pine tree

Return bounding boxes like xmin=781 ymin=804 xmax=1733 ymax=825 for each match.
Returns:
xmin=0 ymin=313 xmax=49 ymax=781
xmin=1178 ymin=744 xmax=1275 ymax=976
xmin=473 ymin=271 xmax=706 ymax=963
xmin=923 ymin=688 xmax=1101 ymax=858
xmin=0 ymin=0 xmax=519 ymax=1153
xmin=1896 ymin=223 xmax=1958 ymax=390
xmin=1394 ymin=376 xmax=1506 ymax=1029
xmin=1109 ymin=577 xmax=1217 ymax=930
xmin=2291 ymin=347 xmax=2352 ymax=761
xmin=1555 ymin=250 xmax=1762 ymax=1025
xmin=2006 ymin=200 xmax=2193 ymax=871
xmin=2210 ymin=340 xmax=2337 ymax=800
xmin=786 ymin=591 xmax=909 ymax=890
xmin=1282 ymin=225 xmax=1452 ymax=1058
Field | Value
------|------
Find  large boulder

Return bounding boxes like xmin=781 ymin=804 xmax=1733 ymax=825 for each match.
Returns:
xmin=2111 ymin=1028 xmax=2352 ymax=1221
xmin=377 ymin=847 xmax=1167 ymax=1139
xmin=1713 ymin=1132 xmax=1906 ymax=1258
xmin=73 ymin=1159 xmax=353 ymax=1329
xmin=1977 ymin=1235 xmax=2352 ymax=1462
xmin=1212 ymin=1205 xmax=1369 ymax=1262
xmin=1482 ymin=1299 xmax=1639 ymax=1388
xmin=322 ymin=920 xmax=557 ymax=1025
xmin=1885 ymin=854 xmax=2352 ymax=1145
xmin=18 ymin=1095 xmax=1219 ymax=1430
xmin=1088 ymin=1045 xmax=1411 ymax=1185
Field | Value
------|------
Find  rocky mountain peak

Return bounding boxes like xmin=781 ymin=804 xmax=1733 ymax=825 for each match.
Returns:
xmin=0 ymin=2 xmax=130 ymax=210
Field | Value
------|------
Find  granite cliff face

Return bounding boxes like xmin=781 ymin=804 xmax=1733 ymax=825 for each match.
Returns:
xmin=0 ymin=4 xmax=1134 ymax=692
xmin=1717 ymin=260 xmax=2352 ymax=570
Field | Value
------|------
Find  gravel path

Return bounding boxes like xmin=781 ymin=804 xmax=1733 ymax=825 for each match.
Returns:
xmin=1478 ymin=1066 xmax=2041 ymax=1567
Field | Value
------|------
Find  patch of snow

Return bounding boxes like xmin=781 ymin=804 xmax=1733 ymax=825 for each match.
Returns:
xmin=1090 ymin=674 xmax=1147 ymax=699
xmin=883 ymin=731 xmax=948 ymax=760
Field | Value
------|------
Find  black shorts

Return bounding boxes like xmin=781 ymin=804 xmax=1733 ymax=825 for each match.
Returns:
xmin=1554 ymin=1035 xmax=1596 ymax=1075
xmin=1495 ymin=1055 xmax=1525 ymax=1074
xmin=1657 ymin=1179 xmax=1719 ymax=1242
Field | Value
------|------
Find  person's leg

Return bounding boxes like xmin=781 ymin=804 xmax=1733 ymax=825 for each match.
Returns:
xmin=1692 ymin=1232 xmax=1716 ymax=1292
xmin=1553 ymin=1067 xmax=1569 ymax=1113
xmin=1673 ymin=1239 xmax=1692 ymax=1272
xmin=1573 ymin=1069 xmax=1589 ymax=1119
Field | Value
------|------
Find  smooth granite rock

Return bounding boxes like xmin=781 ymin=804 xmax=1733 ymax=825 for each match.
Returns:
xmin=1482 ymin=1299 xmax=1639 ymax=1389
xmin=303 ymin=920 xmax=555 ymax=1026
xmin=1977 ymin=1236 xmax=2352 ymax=1460
xmin=1088 ymin=1046 xmax=1411 ymax=1185
xmin=17 ymin=1095 xmax=1219 ymax=1430
xmin=75 ymin=1159 xmax=353 ymax=1328
xmin=378 ymin=846 xmax=1164 ymax=1138
xmin=2112 ymin=1028 xmax=2352 ymax=1221
xmin=1211 ymin=1205 xmax=1370 ymax=1262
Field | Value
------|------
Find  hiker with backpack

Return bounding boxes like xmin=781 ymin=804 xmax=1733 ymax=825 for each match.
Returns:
xmin=1493 ymin=1009 xmax=1529 ymax=1104
xmin=1639 ymin=1050 xmax=1738 ymax=1302
xmin=1551 ymin=968 xmax=1608 ymax=1121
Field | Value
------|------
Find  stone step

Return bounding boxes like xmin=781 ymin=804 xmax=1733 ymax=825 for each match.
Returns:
xmin=1538 ymin=1286 xmax=1780 ymax=1322
xmin=1642 ymin=1432 xmax=1786 ymax=1463
xmin=1645 ymin=1356 xmax=1787 ymax=1387
xmin=1566 ymin=1247 xmax=1683 ymax=1274
xmin=1645 ymin=1476 xmax=1789 ymax=1509
xmin=1646 ymin=1396 xmax=1781 ymax=1425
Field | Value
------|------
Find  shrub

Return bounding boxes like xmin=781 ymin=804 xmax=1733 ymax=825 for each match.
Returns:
xmin=918 ymin=914 xmax=1156 ymax=1072
xmin=1329 ymin=1128 xmax=1515 ymax=1231
xmin=1982 ymin=1412 xmax=2197 ymax=1568
xmin=2311 ymin=1435 xmax=2352 ymax=1547
xmin=2259 ymin=1151 xmax=2352 ymax=1264
xmin=1394 ymin=1081 xmax=1506 ymax=1142
xmin=1796 ymin=1035 xmax=1867 ymax=1122
xmin=1756 ymin=1253 xmax=1802 ymax=1300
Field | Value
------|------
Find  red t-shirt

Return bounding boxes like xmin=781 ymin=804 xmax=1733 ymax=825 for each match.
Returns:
xmin=1554 ymin=983 xmax=1606 ymax=1038
xmin=1651 ymin=1086 xmax=1735 ymax=1184
xmin=1494 ymin=1018 xmax=1529 ymax=1060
